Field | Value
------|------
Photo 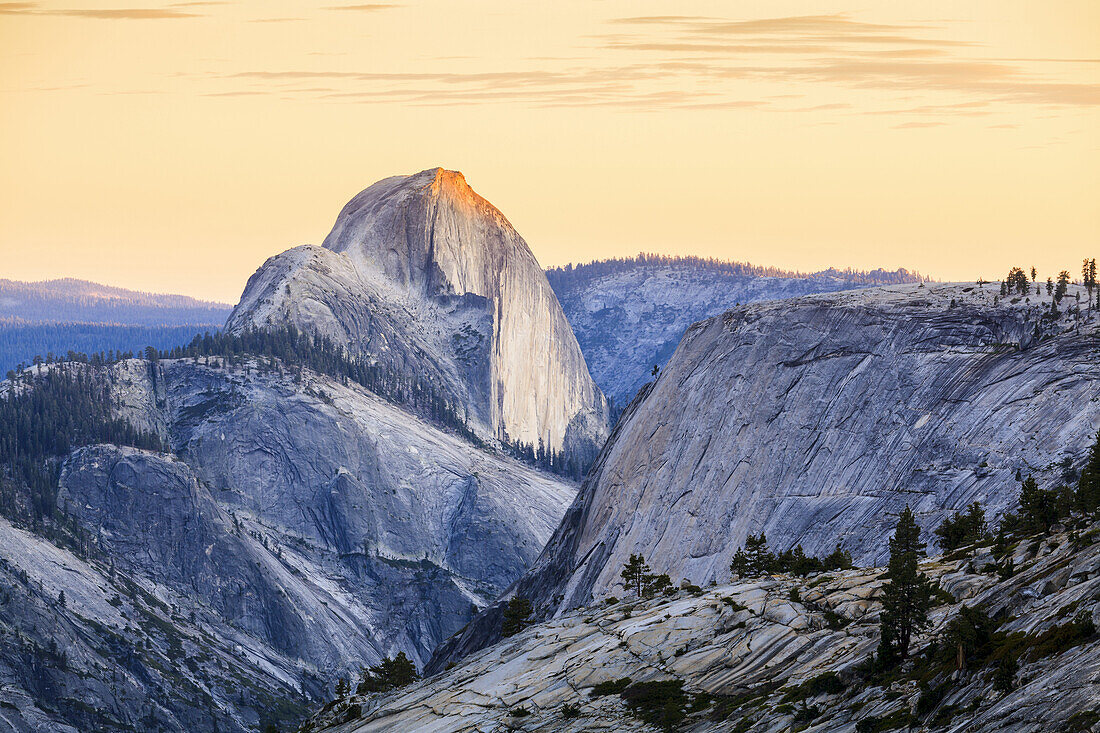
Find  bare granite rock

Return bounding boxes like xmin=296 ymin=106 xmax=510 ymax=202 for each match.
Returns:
xmin=313 ymin=524 xmax=1100 ymax=733
xmin=432 ymin=282 xmax=1100 ymax=668
xmin=227 ymin=168 xmax=609 ymax=465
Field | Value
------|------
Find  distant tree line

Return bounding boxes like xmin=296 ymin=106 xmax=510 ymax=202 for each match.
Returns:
xmin=546 ymin=253 xmax=925 ymax=291
xmin=158 ymin=325 xmax=485 ymax=445
xmin=0 ymin=278 xmax=230 ymax=324
xmin=0 ymin=320 xmax=218 ymax=375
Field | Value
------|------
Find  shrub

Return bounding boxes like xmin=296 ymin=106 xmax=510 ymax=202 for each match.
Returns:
xmin=501 ymin=597 xmax=533 ymax=638
xmin=935 ymin=502 xmax=986 ymax=551
xmin=357 ymin=652 xmax=419 ymax=695
xmin=621 ymin=680 xmax=689 ymax=732
xmin=561 ymin=703 xmax=580 ymax=719
xmin=780 ymin=672 xmax=846 ymax=704
xmin=590 ymin=678 xmax=632 ymax=697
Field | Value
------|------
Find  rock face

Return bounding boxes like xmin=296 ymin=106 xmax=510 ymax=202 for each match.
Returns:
xmin=227 ymin=168 xmax=609 ymax=464
xmin=432 ymin=283 xmax=1100 ymax=667
xmin=0 ymin=356 xmax=575 ymax=732
xmin=547 ymin=259 xmax=923 ymax=409
xmin=312 ymin=522 xmax=1100 ymax=732
xmin=117 ymin=357 xmax=574 ymax=664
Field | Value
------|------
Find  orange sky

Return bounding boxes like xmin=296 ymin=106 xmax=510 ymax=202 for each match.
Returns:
xmin=1 ymin=1 xmax=1098 ymax=302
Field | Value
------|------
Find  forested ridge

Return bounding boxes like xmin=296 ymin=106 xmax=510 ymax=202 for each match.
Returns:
xmin=0 ymin=363 xmax=163 ymax=547
xmin=546 ymin=253 xmax=925 ymax=291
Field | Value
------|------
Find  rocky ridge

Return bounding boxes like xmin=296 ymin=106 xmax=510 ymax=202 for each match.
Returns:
xmin=308 ymin=520 xmax=1100 ymax=732
xmin=432 ymin=281 xmax=1100 ymax=669
xmin=0 ymin=355 xmax=575 ymax=732
xmin=547 ymin=259 xmax=923 ymax=409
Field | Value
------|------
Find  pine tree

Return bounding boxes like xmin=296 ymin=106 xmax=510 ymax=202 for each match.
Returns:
xmin=1077 ymin=430 xmax=1100 ymax=514
xmin=1056 ymin=270 xmax=1071 ymax=303
xmin=877 ymin=506 xmax=935 ymax=664
xmin=1019 ymin=476 xmax=1059 ymax=532
xmin=501 ymin=596 xmax=533 ymax=637
xmin=621 ymin=554 xmax=651 ymax=596
xmin=357 ymin=652 xmax=419 ymax=694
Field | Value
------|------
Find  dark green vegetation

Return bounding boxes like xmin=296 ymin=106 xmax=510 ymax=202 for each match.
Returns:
xmin=877 ymin=506 xmax=936 ymax=664
xmin=0 ymin=363 xmax=162 ymax=537
xmin=545 ymin=253 xmax=922 ymax=291
xmin=729 ymin=535 xmax=853 ymax=578
xmin=621 ymin=554 xmax=673 ymax=598
xmin=589 ymin=677 xmax=710 ymax=732
xmin=934 ymin=502 xmax=986 ymax=552
xmin=0 ymin=321 xmax=219 ymax=376
xmin=356 ymin=652 xmax=419 ymax=695
xmin=501 ymin=596 xmax=534 ymax=638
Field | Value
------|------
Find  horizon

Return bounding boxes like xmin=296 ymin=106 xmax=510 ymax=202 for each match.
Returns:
xmin=7 ymin=249 xmax=934 ymax=307
xmin=2 ymin=2 xmax=1097 ymax=302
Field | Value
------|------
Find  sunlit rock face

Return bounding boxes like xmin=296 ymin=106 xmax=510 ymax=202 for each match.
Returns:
xmin=431 ymin=282 xmax=1100 ymax=668
xmin=227 ymin=168 xmax=609 ymax=465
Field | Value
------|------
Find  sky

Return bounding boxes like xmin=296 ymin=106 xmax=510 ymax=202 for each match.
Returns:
xmin=1 ymin=1 xmax=1097 ymax=303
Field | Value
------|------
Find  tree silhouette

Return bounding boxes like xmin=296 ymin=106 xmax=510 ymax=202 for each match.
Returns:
xmin=878 ymin=506 xmax=934 ymax=664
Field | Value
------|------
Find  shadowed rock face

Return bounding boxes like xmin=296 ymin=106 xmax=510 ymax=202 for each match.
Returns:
xmin=227 ymin=168 xmax=609 ymax=465
xmin=0 ymin=356 xmax=578 ymax=732
xmin=429 ymin=282 xmax=1100 ymax=670
xmin=98 ymin=357 xmax=575 ymax=668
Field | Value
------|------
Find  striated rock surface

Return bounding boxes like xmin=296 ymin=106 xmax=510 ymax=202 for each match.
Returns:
xmin=0 ymin=356 xmax=575 ymax=732
xmin=311 ymin=523 xmax=1100 ymax=732
xmin=115 ymin=357 xmax=574 ymax=665
xmin=433 ymin=283 xmax=1100 ymax=667
xmin=547 ymin=259 xmax=923 ymax=409
xmin=227 ymin=168 xmax=609 ymax=464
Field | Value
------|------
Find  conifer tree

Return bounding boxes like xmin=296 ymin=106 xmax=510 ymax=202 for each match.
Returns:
xmin=357 ymin=652 xmax=419 ymax=694
xmin=621 ymin=554 xmax=652 ymax=596
xmin=501 ymin=596 xmax=533 ymax=638
xmin=1077 ymin=431 xmax=1100 ymax=515
xmin=877 ymin=506 xmax=935 ymax=663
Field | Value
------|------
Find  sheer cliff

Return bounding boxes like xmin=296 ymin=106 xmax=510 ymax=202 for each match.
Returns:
xmin=227 ymin=168 xmax=609 ymax=465
xmin=431 ymin=282 xmax=1100 ymax=669
xmin=0 ymin=356 xmax=575 ymax=732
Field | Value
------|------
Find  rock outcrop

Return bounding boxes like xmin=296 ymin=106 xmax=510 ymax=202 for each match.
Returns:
xmin=310 ymin=522 xmax=1100 ymax=732
xmin=432 ymin=282 xmax=1100 ymax=667
xmin=0 ymin=356 xmax=576 ymax=732
xmin=547 ymin=258 xmax=922 ymax=408
xmin=227 ymin=168 xmax=609 ymax=464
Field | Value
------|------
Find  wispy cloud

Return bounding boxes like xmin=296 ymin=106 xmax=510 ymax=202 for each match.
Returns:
xmin=0 ymin=2 xmax=204 ymax=18
xmin=324 ymin=3 xmax=399 ymax=11
xmin=159 ymin=9 xmax=1099 ymax=115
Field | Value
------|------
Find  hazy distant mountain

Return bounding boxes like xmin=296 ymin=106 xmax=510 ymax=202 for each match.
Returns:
xmin=0 ymin=278 xmax=230 ymax=371
xmin=547 ymin=254 xmax=925 ymax=409
xmin=0 ymin=277 xmax=230 ymax=326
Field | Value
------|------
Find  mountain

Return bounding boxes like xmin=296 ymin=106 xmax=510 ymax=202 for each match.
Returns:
xmin=309 ymin=517 xmax=1100 ymax=732
xmin=546 ymin=255 xmax=925 ymax=409
xmin=227 ymin=168 xmax=609 ymax=467
xmin=0 ymin=278 xmax=230 ymax=326
xmin=0 ymin=355 xmax=574 ymax=732
xmin=0 ymin=278 xmax=230 ymax=372
xmin=431 ymin=281 xmax=1100 ymax=669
